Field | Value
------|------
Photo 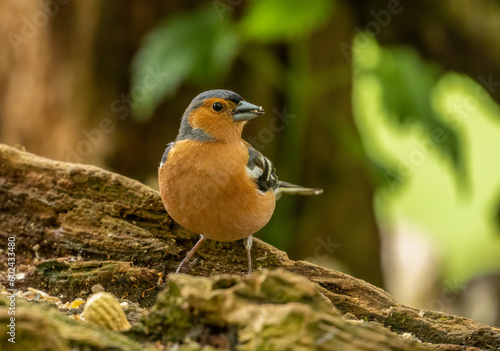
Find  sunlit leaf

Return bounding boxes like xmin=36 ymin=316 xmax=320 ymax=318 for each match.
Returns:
xmin=131 ymin=6 xmax=239 ymax=120
xmin=240 ymin=0 xmax=335 ymax=42
xmin=496 ymin=198 xmax=500 ymax=235
xmin=362 ymin=37 xmax=466 ymax=185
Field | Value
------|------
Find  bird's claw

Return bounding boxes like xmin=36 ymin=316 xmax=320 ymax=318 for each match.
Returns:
xmin=175 ymin=257 xmax=200 ymax=274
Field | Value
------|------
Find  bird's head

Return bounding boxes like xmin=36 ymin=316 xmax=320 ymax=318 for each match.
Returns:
xmin=176 ymin=89 xmax=265 ymax=143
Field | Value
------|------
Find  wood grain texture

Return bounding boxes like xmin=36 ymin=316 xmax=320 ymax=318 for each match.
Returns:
xmin=1 ymin=144 xmax=499 ymax=350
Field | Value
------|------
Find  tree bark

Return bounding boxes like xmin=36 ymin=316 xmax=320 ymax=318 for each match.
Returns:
xmin=1 ymin=144 xmax=499 ymax=350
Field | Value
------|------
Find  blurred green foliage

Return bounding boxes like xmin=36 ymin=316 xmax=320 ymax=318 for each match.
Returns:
xmin=354 ymin=35 xmax=465 ymax=188
xmin=239 ymin=0 xmax=334 ymax=42
xmin=131 ymin=0 xmax=335 ymax=120
xmin=353 ymin=33 xmax=500 ymax=288
xmin=131 ymin=5 xmax=238 ymax=120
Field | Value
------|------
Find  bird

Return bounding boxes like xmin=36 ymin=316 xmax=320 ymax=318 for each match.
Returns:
xmin=158 ymin=89 xmax=322 ymax=275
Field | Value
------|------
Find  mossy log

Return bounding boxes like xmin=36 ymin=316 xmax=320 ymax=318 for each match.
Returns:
xmin=1 ymin=143 xmax=499 ymax=350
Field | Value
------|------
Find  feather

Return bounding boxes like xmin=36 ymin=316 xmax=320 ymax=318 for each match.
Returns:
xmin=276 ymin=181 xmax=323 ymax=196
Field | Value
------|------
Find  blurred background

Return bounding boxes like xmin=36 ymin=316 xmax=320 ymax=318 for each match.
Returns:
xmin=1 ymin=0 xmax=500 ymax=326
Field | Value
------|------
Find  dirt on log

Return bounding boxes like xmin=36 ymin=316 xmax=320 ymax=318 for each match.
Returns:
xmin=0 ymin=143 xmax=499 ymax=351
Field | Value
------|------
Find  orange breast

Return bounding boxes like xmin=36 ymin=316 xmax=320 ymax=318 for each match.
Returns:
xmin=158 ymin=140 xmax=276 ymax=242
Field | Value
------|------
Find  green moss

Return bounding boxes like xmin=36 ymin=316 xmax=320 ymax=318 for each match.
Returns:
xmin=0 ymin=295 xmax=152 ymax=351
xmin=35 ymin=259 xmax=68 ymax=276
xmin=140 ymin=279 xmax=197 ymax=343
xmin=138 ymin=269 xmax=360 ymax=350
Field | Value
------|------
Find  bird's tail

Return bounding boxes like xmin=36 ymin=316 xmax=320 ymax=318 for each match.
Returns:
xmin=275 ymin=181 xmax=323 ymax=196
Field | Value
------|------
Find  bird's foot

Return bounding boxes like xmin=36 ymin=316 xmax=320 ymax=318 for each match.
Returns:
xmin=175 ymin=257 xmax=200 ymax=274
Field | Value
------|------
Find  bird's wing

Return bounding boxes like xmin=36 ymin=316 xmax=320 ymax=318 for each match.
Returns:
xmin=159 ymin=142 xmax=174 ymax=167
xmin=244 ymin=141 xmax=279 ymax=194
xmin=243 ymin=141 xmax=323 ymax=197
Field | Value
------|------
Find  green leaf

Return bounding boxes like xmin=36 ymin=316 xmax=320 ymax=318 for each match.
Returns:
xmin=375 ymin=47 xmax=442 ymax=126
xmin=373 ymin=43 xmax=466 ymax=184
xmin=240 ymin=0 xmax=335 ymax=42
xmin=130 ymin=6 xmax=239 ymax=121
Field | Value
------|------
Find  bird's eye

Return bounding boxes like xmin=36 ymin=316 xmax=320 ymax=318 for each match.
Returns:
xmin=212 ymin=102 xmax=223 ymax=112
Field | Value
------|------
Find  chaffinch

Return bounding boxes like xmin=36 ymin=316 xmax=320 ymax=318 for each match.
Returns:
xmin=158 ymin=89 xmax=322 ymax=274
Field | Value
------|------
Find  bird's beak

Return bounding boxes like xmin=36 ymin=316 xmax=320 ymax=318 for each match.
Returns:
xmin=232 ymin=101 xmax=265 ymax=122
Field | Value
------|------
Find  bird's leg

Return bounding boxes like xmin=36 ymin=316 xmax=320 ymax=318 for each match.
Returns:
xmin=176 ymin=234 xmax=206 ymax=274
xmin=243 ymin=235 xmax=253 ymax=275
